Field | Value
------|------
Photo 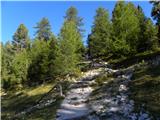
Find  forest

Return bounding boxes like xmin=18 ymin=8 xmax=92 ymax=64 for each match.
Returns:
xmin=1 ymin=1 xmax=160 ymax=120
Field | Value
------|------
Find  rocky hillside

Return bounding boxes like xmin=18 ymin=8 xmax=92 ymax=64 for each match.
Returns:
xmin=56 ymin=57 xmax=160 ymax=120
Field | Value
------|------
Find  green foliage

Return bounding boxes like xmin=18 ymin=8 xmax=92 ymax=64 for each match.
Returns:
xmin=12 ymin=49 xmax=30 ymax=86
xmin=150 ymin=1 xmax=160 ymax=26
xmin=2 ymin=3 xmax=160 ymax=90
xmin=150 ymin=1 xmax=160 ymax=42
xmin=112 ymin=2 xmax=140 ymax=56
xmin=65 ymin=6 xmax=85 ymax=57
xmin=48 ymin=37 xmax=59 ymax=78
xmin=130 ymin=65 xmax=160 ymax=118
xmin=1 ymin=42 xmax=16 ymax=89
xmin=143 ymin=19 xmax=159 ymax=50
xmin=136 ymin=6 xmax=159 ymax=52
xmin=27 ymin=40 xmax=50 ymax=85
xmin=54 ymin=21 xmax=81 ymax=76
xmin=34 ymin=17 xmax=53 ymax=41
xmin=88 ymin=7 xmax=112 ymax=58
xmin=12 ymin=24 xmax=30 ymax=51
xmin=112 ymin=38 xmax=130 ymax=57
xmin=64 ymin=6 xmax=84 ymax=35
xmin=136 ymin=6 xmax=148 ymax=52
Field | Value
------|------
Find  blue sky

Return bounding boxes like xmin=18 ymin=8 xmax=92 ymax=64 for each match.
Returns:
xmin=1 ymin=1 xmax=154 ymax=44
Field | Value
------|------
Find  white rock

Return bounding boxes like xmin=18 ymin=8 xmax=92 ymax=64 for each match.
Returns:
xmin=109 ymin=107 xmax=119 ymax=112
xmin=119 ymin=84 xmax=128 ymax=92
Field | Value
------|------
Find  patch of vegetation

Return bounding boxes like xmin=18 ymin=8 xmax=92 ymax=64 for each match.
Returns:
xmin=1 ymin=81 xmax=64 ymax=120
xmin=22 ymin=98 xmax=62 ymax=120
xmin=130 ymin=64 xmax=160 ymax=118
xmin=109 ymin=50 xmax=160 ymax=69
xmin=95 ymin=74 xmax=113 ymax=86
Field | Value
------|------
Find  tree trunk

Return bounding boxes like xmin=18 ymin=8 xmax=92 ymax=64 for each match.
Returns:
xmin=59 ymin=84 xmax=63 ymax=97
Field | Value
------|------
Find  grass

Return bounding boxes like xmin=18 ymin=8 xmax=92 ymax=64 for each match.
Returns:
xmin=94 ymin=74 xmax=113 ymax=86
xmin=108 ymin=50 xmax=160 ymax=69
xmin=130 ymin=64 xmax=160 ymax=118
xmin=1 ymin=81 xmax=64 ymax=120
xmin=21 ymin=99 xmax=62 ymax=120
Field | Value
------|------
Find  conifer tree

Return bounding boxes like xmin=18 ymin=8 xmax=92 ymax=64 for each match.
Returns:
xmin=64 ymin=6 xmax=84 ymax=35
xmin=143 ymin=18 xmax=159 ymax=50
xmin=112 ymin=2 xmax=140 ymax=56
xmin=12 ymin=24 xmax=29 ymax=52
xmin=136 ymin=5 xmax=147 ymax=52
xmin=88 ymin=7 xmax=112 ymax=58
xmin=34 ymin=17 xmax=52 ymax=41
xmin=48 ymin=35 xmax=59 ymax=78
xmin=1 ymin=42 xmax=16 ymax=89
xmin=65 ymin=6 xmax=85 ymax=58
xmin=150 ymin=1 xmax=160 ymax=42
xmin=54 ymin=21 xmax=81 ymax=76
xmin=12 ymin=49 xmax=30 ymax=86
xmin=27 ymin=40 xmax=50 ymax=85
xmin=136 ymin=6 xmax=159 ymax=51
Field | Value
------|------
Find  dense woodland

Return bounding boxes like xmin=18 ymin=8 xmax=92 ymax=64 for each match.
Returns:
xmin=1 ymin=1 xmax=160 ymax=90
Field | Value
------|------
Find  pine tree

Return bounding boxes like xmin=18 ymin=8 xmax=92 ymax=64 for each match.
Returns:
xmin=64 ymin=6 xmax=84 ymax=35
xmin=12 ymin=49 xmax=30 ymax=86
xmin=1 ymin=42 xmax=16 ymax=89
xmin=150 ymin=1 xmax=160 ymax=43
xmin=27 ymin=40 xmax=50 ymax=85
xmin=136 ymin=6 xmax=159 ymax=51
xmin=88 ymin=7 xmax=112 ymax=58
xmin=112 ymin=1 xmax=140 ymax=56
xmin=34 ymin=17 xmax=52 ymax=41
xmin=136 ymin=5 xmax=147 ymax=52
xmin=12 ymin=24 xmax=29 ymax=52
xmin=65 ymin=6 xmax=85 ymax=57
xmin=54 ymin=21 xmax=81 ymax=76
xmin=48 ymin=35 xmax=59 ymax=78
xmin=143 ymin=18 xmax=159 ymax=50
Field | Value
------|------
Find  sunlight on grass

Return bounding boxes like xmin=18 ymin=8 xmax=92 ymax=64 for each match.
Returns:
xmin=26 ymin=84 xmax=53 ymax=96
xmin=1 ymin=82 xmax=55 ymax=120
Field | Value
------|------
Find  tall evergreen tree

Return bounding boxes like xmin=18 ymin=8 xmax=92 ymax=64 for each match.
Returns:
xmin=12 ymin=24 xmax=29 ymax=52
xmin=112 ymin=2 xmax=140 ymax=56
xmin=34 ymin=17 xmax=52 ymax=41
xmin=136 ymin=5 xmax=148 ymax=52
xmin=88 ymin=7 xmax=112 ymax=58
xmin=150 ymin=1 xmax=160 ymax=42
xmin=143 ymin=18 xmax=159 ymax=50
xmin=64 ymin=6 xmax=84 ymax=35
xmin=1 ymin=42 xmax=16 ymax=89
xmin=27 ymin=40 xmax=50 ymax=85
xmin=12 ymin=49 xmax=30 ymax=86
xmin=48 ymin=36 xmax=59 ymax=78
xmin=54 ymin=21 xmax=81 ymax=76
xmin=65 ymin=7 xmax=85 ymax=57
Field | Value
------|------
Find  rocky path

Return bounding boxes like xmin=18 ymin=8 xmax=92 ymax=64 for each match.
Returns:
xmin=56 ymin=63 xmax=155 ymax=120
xmin=89 ymin=65 xmax=153 ymax=120
xmin=56 ymin=68 xmax=104 ymax=120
